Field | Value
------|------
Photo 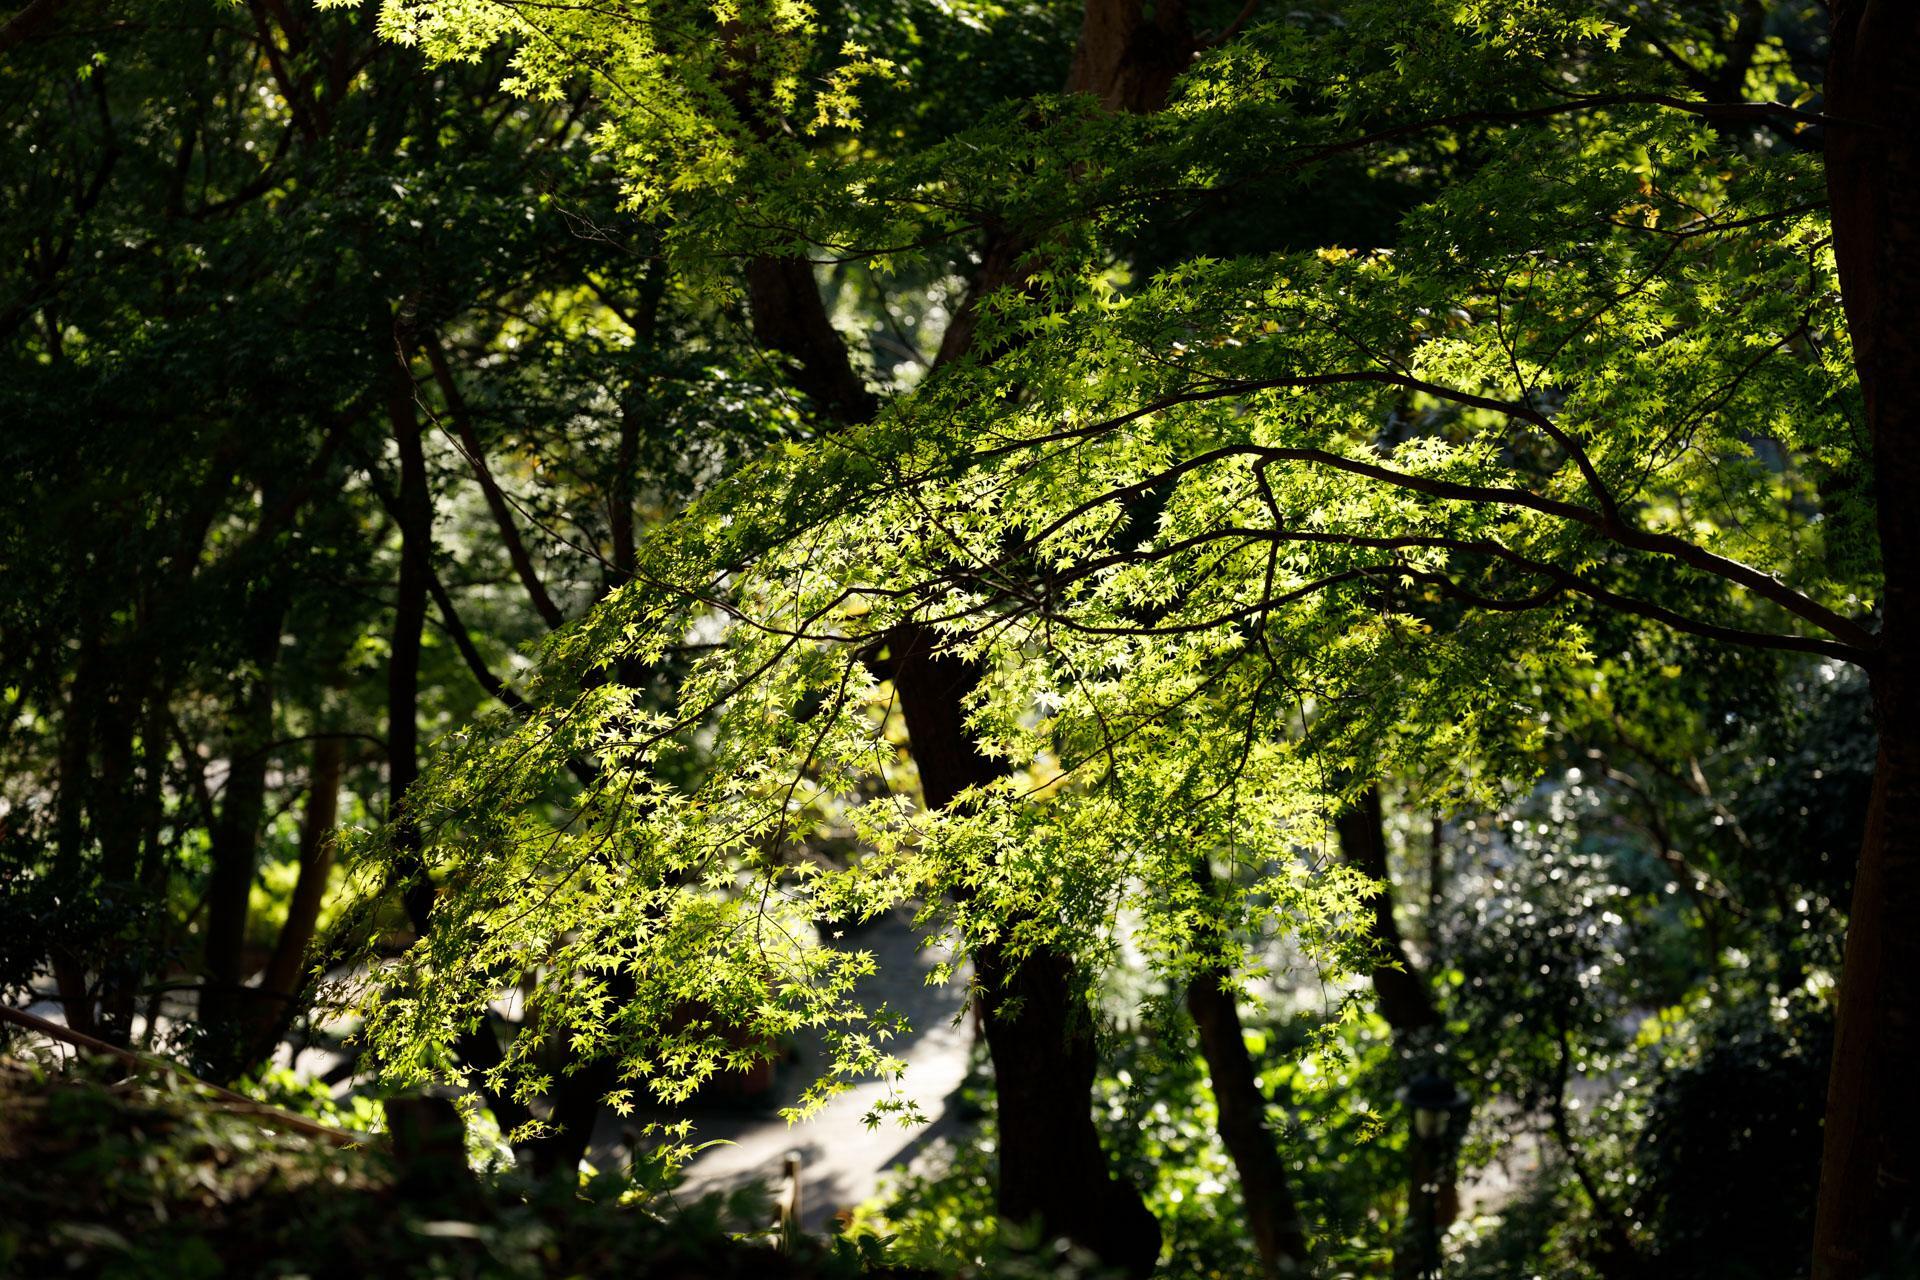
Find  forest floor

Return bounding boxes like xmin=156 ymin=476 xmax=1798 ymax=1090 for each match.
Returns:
xmin=22 ymin=914 xmax=1532 ymax=1234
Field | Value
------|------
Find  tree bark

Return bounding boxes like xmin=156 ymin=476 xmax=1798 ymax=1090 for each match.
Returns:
xmin=200 ymin=595 xmax=285 ymax=1073
xmin=609 ymin=261 xmax=667 ymax=592
xmin=89 ymin=651 xmax=148 ymax=1046
xmin=1065 ymin=0 xmax=1190 ymax=112
xmin=1337 ymin=790 xmax=1461 ymax=1280
xmin=1187 ymin=968 xmax=1310 ymax=1276
xmin=1334 ymin=790 xmax=1439 ymax=1037
xmin=744 ymin=257 xmax=878 ymax=425
xmin=239 ymin=735 xmax=344 ymax=1067
xmin=881 ymin=628 xmax=1162 ymax=1275
xmin=736 ymin=213 xmax=1166 ymax=1277
xmin=1814 ymin=5 xmax=1920 ymax=1275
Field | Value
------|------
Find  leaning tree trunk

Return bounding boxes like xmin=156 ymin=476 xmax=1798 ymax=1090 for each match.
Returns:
xmin=1186 ymin=962 xmax=1311 ymax=1276
xmin=238 ymin=735 xmax=344 ymax=1069
xmin=1815 ymin=5 xmax=1920 ymax=1276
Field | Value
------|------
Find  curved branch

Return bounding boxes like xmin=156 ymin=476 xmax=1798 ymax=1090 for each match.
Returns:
xmin=422 ymin=333 xmax=565 ymax=630
xmin=969 ymin=371 xmax=1873 ymax=651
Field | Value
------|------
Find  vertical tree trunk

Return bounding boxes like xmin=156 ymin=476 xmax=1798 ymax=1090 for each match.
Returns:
xmin=200 ymin=596 xmax=285 ymax=1075
xmin=377 ymin=312 xmax=541 ymax=1154
xmin=383 ymin=314 xmax=437 ymax=931
xmin=89 ymin=653 xmax=148 ymax=1046
xmin=1338 ymin=790 xmax=1460 ymax=1280
xmin=882 ymin=628 xmax=1162 ymax=1276
xmin=51 ymin=642 xmax=98 ymax=1035
xmin=1815 ymin=5 xmax=1920 ymax=1275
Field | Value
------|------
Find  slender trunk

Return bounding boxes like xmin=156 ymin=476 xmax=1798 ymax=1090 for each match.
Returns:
xmin=90 ymin=655 xmax=147 ymax=1046
xmin=608 ymin=263 xmax=665 ymax=591
xmin=1187 ymin=972 xmax=1310 ymax=1276
xmin=1425 ymin=812 xmax=1445 ymax=950
xmin=610 ymin=405 xmax=639 ymax=584
xmin=133 ymin=680 xmax=173 ymax=1047
xmin=51 ymin=643 xmax=98 ymax=1035
xmin=1815 ymin=7 xmax=1920 ymax=1276
xmin=383 ymin=315 xmax=436 ymax=929
xmin=1338 ymin=791 xmax=1461 ymax=1280
xmin=241 ymin=735 xmax=344 ymax=1066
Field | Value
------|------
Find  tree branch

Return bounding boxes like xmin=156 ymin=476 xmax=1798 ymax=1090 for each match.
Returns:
xmin=422 ymin=332 xmax=566 ymax=630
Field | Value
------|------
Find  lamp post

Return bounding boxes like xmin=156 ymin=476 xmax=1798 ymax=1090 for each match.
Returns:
xmin=1400 ymin=1070 xmax=1470 ymax=1280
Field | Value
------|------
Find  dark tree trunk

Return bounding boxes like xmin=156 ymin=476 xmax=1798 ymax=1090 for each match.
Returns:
xmin=201 ymin=597 xmax=284 ymax=1073
xmin=382 ymin=314 xmax=437 ymax=930
xmin=375 ymin=314 xmax=541 ymax=1155
xmin=240 ymin=735 xmax=344 ymax=1066
xmin=524 ymin=1037 xmax=625 ymax=1179
xmin=1065 ymin=0 xmax=1190 ymax=112
xmin=1187 ymin=970 xmax=1310 ymax=1276
xmin=1334 ymin=791 xmax=1439 ymax=1037
xmin=89 ymin=652 xmax=149 ymax=1046
xmin=51 ymin=642 xmax=99 ymax=1035
xmin=882 ymin=627 xmax=1161 ymax=1276
xmin=1337 ymin=790 xmax=1458 ymax=1280
xmin=744 ymin=257 xmax=878 ymax=425
xmin=1815 ymin=6 xmax=1920 ymax=1275
xmin=608 ymin=262 xmax=664 ymax=591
